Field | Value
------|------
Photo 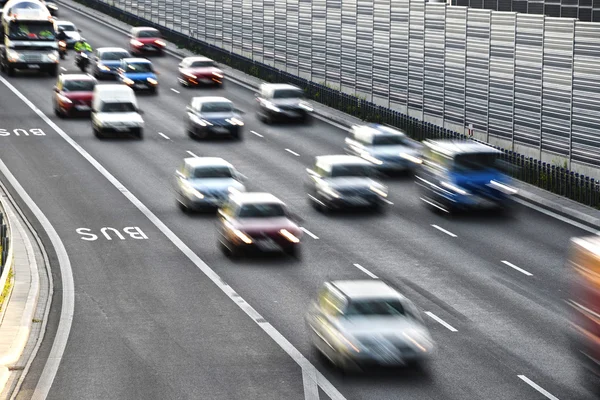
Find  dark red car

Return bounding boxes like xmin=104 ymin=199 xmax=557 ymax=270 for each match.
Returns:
xmin=177 ymin=56 xmax=224 ymax=87
xmin=52 ymin=74 xmax=97 ymax=118
xmin=129 ymin=27 xmax=166 ymax=56
xmin=217 ymin=192 xmax=303 ymax=258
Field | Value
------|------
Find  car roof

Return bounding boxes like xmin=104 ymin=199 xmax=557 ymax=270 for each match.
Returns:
xmin=60 ymin=73 xmax=95 ymax=81
xmin=184 ymin=157 xmax=232 ymax=169
xmin=353 ymin=124 xmax=407 ymax=137
xmin=97 ymin=47 xmax=129 ymax=53
xmin=132 ymin=26 xmax=159 ymax=32
xmin=330 ymin=280 xmax=404 ymax=301
xmin=262 ymin=83 xmax=301 ymax=90
xmin=192 ymin=96 xmax=231 ymax=104
xmin=183 ymin=56 xmax=213 ymax=63
xmin=122 ymin=58 xmax=152 ymax=64
xmin=424 ymin=140 xmax=502 ymax=157
xmin=316 ymin=155 xmax=372 ymax=167
xmin=230 ymin=192 xmax=285 ymax=206
xmin=55 ymin=20 xmax=74 ymax=25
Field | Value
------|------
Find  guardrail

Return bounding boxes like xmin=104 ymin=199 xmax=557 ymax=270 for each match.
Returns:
xmin=0 ymin=203 xmax=9 ymax=277
xmin=65 ymin=0 xmax=600 ymax=209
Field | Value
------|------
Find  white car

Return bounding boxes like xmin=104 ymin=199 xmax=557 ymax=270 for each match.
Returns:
xmin=306 ymin=280 xmax=435 ymax=370
xmin=91 ymin=85 xmax=144 ymax=139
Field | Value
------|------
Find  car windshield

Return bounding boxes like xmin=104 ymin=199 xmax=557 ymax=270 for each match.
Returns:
xmin=193 ymin=166 xmax=233 ymax=179
xmin=63 ymin=80 xmax=95 ymax=92
xmin=201 ymin=102 xmax=233 ymax=113
xmin=372 ymin=135 xmax=410 ymax=146
xmin=125 ymin=62 xmax=153 ymax=73
xmin=330 ymin=164 xmax=372 ymax=178
xmin=102 ymin=51 xmax=129 ymax=60
xmin=273 ymin=89 xmax=303 ymax=99
xmin=8 ymin=21 xmax=56 ymax=40
xmin=59 ymin=24 xmax=75 ymax=31
xmin=238 ymin=203 xmax=286 ymax=218
xmin=190 ymin=60 xmax=215 ymax=68
xmin=100 ymin=102 xmax=136 ymax=112
xmin=345 ymin=299 xmax=406 ymax=317
xmin=453 ymin=152 xmax=501 ymax=172
xmin=137 ymin=29 xmax=160 ymax=38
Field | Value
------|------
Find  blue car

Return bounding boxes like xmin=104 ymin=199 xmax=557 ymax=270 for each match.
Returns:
xmin=117 ymin=57 xmax=159 ymax=94
xmin=91 ymin=47 xmax=131 ymax=80
xmin=415 ymin=140 xmax=517 ymax=213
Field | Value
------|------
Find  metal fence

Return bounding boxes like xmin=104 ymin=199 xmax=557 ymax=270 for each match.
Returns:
xmin=69 ymin=0 xmax=600 ymax=209
xmin=0 ymin=208 xmax=9 ymax=276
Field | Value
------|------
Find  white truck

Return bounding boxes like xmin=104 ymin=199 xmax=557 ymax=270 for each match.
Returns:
xmin=0 ymin=0 xmax=59 ymax=76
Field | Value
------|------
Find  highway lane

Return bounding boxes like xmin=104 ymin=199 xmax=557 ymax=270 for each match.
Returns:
xmin=1 ymin=3 xmax=597 ymax=399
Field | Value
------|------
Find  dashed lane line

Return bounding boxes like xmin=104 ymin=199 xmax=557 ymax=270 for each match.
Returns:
xmin=353 ymin=263 xmax=379 ymax=279
xmin=285 ymin=148 xmax=300 ymax=157
xmin=300 ymin=227 xmax=319 ymax=240
xmin=251 ymin=130 xmax=264 ymax=138
xmin=425 ymin=311 xmax=458 ymax=332
xmin=518 ymin=375 xmax=559 ymax=400
xmin=431 ymin=224 xmax=457 ymax=238
xmin=158 ymin=132 xmax=171 ymax=140
xmin=501 ymin=260 xmax=533 ymax=277
xmin=186 ymin=150 xmax=200 ymax=158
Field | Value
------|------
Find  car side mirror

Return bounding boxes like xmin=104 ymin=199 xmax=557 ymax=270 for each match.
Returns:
xmin=53 ymin=86 xmax=59 ymax=92
xmin=178 ymin=63 xmax=183 ymax=68
xmin=236 ymin=172 xmax=247 ymax=182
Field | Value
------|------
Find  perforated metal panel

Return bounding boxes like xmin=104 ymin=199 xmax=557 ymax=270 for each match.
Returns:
xmin=465 ymin=9 xmax=491 ymax=136
xmin=423 ymin=3 xmax=445 ymax=120
xmin=408 ymin=0 xmax=424 ymax=112
xmin=444 ymin=6 xmax=466 ymax=126
xmin=326 ymin=0 xmax=342 ymax=88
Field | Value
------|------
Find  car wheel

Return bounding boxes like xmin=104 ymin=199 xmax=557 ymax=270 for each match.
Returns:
xmin=7 ymin=65 xmax=15 ymax=77
xmin=178 ymin=200 xmax=190 ymax=213
xmin=231 ymin=128 xmax=242 ymax=141
xmin=286 ymin=246 xmax=301 ymax=260
xmin=93 ymin=127 xmax=104 ymax=139
xmin=135 ymin=128 xmax=144 ymax=140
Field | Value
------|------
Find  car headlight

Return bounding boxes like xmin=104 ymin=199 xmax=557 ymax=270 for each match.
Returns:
xmin=98 ymin=63 xmax=111 ymax=71
xmin=298 ymin=101 xmax=313 ymax=112
xmin=7 ymin=49 xmax=21 ymax=62
xmin=155 ymin=39 xmax=166 ymax=47
xmin=280 ymin=229 xmax=300 ymax=243
xmin=190 ymin=114 xmax=213 ymax=126
xmin=48 ymin=51 xmax=59 ymax=62
xmin=130 ymin=39 xmax=144 ymax=47
xmin=183 ymin=72 xmax=196 ymax=79
xmin=212 ymin=71 xmax=223 ymax=78
xmin=57 ymin=94 xmax=72 ymax=104
xmin=225 ymin=117 xmax=244 ymax=126
xmin=402 ymin=332 xmax=431 ymax=353
xmin=147 ymin=77 xmax=158 ymax=85
xmin=361 ymin=152 xmax=383 ymax=165
xmin=264 ymin=101 xmax=281 ymax=112
xmin=400 ymin=152 xmax=423 ymax=164
xmin=320 ymin=185 xmax=341 ymax=199
xmin=370 ymin=184 xmax=388 ymax=198
xmin=441 ymin=181 xmax=470 ymax=196
xmin=123 ymin=77 xmax=134 ymax=85
xmin=224 ymin=221 xmax=253 ymax=244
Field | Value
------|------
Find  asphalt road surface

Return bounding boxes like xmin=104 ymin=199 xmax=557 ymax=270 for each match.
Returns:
xmin=0 ymin=4 xmax=597 ymax=400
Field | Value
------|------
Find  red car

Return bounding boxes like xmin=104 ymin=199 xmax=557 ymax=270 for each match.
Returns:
xmin=217 ymin=192 xmax=303 ymax=258
xmin=52 ymin=74 xmax=97 ymax=118
xmin=178 ymin=56 xmax=224 ymax=87
xmin=129 ymin=27 xmax=166 ymax=56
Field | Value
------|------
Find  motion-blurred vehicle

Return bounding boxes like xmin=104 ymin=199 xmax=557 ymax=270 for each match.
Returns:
xmin=91 ymin=84 xmax=144 ymax=139
xmin=217 ymin=192 xmax=303 ymax=258
xmin=53 ymin=20 xmax=80 ymax=48
xmin=185 ymin=96 xmax=244 ymax=140
xmin=117 ymin=57 xmax=158 ymax=94
xmin=177 ymin=56 xmax=224 ymax=87
xmin=41 ymin=0 xmax=57 ymax=16
xmin=305 ymin=155 xmax=388 ymax=212
xmin=52 ymin=73 xmax=96 ymax=117
xmin=255 ymin=83 xmax=313 ymax=124
xmin=306 ymin=280 xmax=434 ymax=370
xmin=75 ymin=48 xmax=91 ymax=72
xmin=91 ymin=47 xmax=131 ymax=79
xmin=128 ymin=26 xmax=165 ymax=56
xmin=58 ymin=38 xmax=66 ymax=59
xmin=416 ymin=140 xmax=517 ymax=213
xmin=345 ymin=124 xmax=422 ymax=173
xmin=174 ymin=157 xmax=246 ymax=212
xmin=568 ymin=236 xmax=600 ymax=387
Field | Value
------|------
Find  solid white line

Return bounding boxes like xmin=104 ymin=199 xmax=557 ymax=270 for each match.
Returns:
xmin=0 ymin=74 xmax=345 ymax=400
xmin=170 ymin=88 xmax=180 ymax=94
xmin=425 ymin=311 xmax=458 ymax=332
xmin=353 ymin=263 xmax=379 ymax=279
xmin=251 ymin=130 xmax=264 ymax=138
xmin=431 ymin=224 xmax=457 ymax=238
xmin=158 ymin=132 xmax=170 ymax=140
xmin=300 ymin=227 xmax=319 ymax=240
xmin=285 ymin=148 xmax=300 ymax=157
xmin=518 ymin=375 xmax=559 ymax=400
xmin=186 ymin=150 xmax=199 ymax=158
xmin=502 ymin=260 xmax=533 ymax=277
xmin=382 ymin=198 xmax=394 ymax=205
xmin=60 ymin=67 xmax=67 ymax=71
xmin=513 ymin=197 xmax=600 ymax=235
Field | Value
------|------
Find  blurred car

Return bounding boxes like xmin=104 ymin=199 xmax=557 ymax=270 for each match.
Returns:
xmin=217 ymin=192 xmax=303 ymax=258
xmin=305 ymin=155 xmax=388 ymax=212
xmin=91 ymin=84 xmax=144 ymax=139
xmin=43 ymin=0 xmax=58 ymax=16
xmin=186 ymin=96 xmax=244 ymax=140
xmin=174 ymin=157 xmax=246 ymax=212
xmin=306 ymin=280 xmax=434 ymax=370
xmin=345 ymin=124 xmax=423 ymax=173
xmin=416 ymin=140 xmax=517 ymax=213
xmin=117 ymin=58 xmax=158 ymax=94
xmin=54 ymin=20 xmax=80 ymax=48
xmin=91 ymin=47 xmax=131 ymax=80
xmin=129 ymin=27 xmax=166 ymax=56
xmin=255 ymin=83 xmax=313 ymax=124
xmin=52 ymin=73 xmax=97 ymax=118
xmin=177 ymin=56 xmax=224 ymax=87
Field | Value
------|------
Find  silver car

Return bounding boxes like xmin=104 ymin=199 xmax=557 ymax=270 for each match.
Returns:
xmin=345 ymin=124 xmax=422 ymax=173
xmin=306 ymin=280 xmax=435 ymax=370
xmin=175 ymin=157 xmax=246 ymax=212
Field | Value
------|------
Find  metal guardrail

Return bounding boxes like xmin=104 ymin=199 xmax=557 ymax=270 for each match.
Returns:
xmin=0 ymin=210 xmax=8 ymax=276
xmin=66 ymin=0 xmax=600 ymax=209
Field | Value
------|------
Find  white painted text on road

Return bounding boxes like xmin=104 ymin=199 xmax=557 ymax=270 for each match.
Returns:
xmin=76 ymin=227 xmax=149 ymax=241
xmin=0 ymin=128 xmax=45 ymax=136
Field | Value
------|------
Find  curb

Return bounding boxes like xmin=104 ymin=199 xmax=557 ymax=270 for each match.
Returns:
xmin=0 ymin=193 xmax=15 ymax=394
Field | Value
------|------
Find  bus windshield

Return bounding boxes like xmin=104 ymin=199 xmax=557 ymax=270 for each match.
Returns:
xmin=8 ymin=21 xmax=56 ymax=40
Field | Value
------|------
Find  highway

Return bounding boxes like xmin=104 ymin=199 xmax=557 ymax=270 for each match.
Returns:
xmin=0 ymin=4 xmax=596 ymax=399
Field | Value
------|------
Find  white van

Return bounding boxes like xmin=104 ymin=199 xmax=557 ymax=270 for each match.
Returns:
xmin=91 ymin=84 xmax=144 ymax=139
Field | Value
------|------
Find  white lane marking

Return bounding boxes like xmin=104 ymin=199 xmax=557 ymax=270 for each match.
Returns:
xmin=518 ymin=375 xmax=559 ymax=400
xmin=285 ymin=148 xmax=300 ymax=157
xmin=300 ymin=227 xmax=319 ymax=240
xmin=60 ymin=67 xmax=67 ymax=71
xmin=353 ymin=263 xmax=379 ymax=279
xmin=0 ymin=148 xmax=74 ymax=399
xmin=431 ymin=224 xmax=457 ymax=238
xmin=420 ymin=197 xmax=450 ymax=213
xmin=382 ymin=198 xmax=394 ymax=205
xmin=425 ymin=312 xmax=458 ymax=332
xmin=158 ymin=132 xmax=170 ymax=140
xmin=0 ymin=75 xmax=342 ymax=400
xmin=186 ymin=150 xmax=199 ymax=158
xmin=513 ymin=197 xmax=600 ymax=235
xmin=502 ymin=260 xmax=533 ymax=277
xmin=251 ymin=130 xmax=264 ymax=138
xmin=170 ymin=88 xmax=180 ymax=94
